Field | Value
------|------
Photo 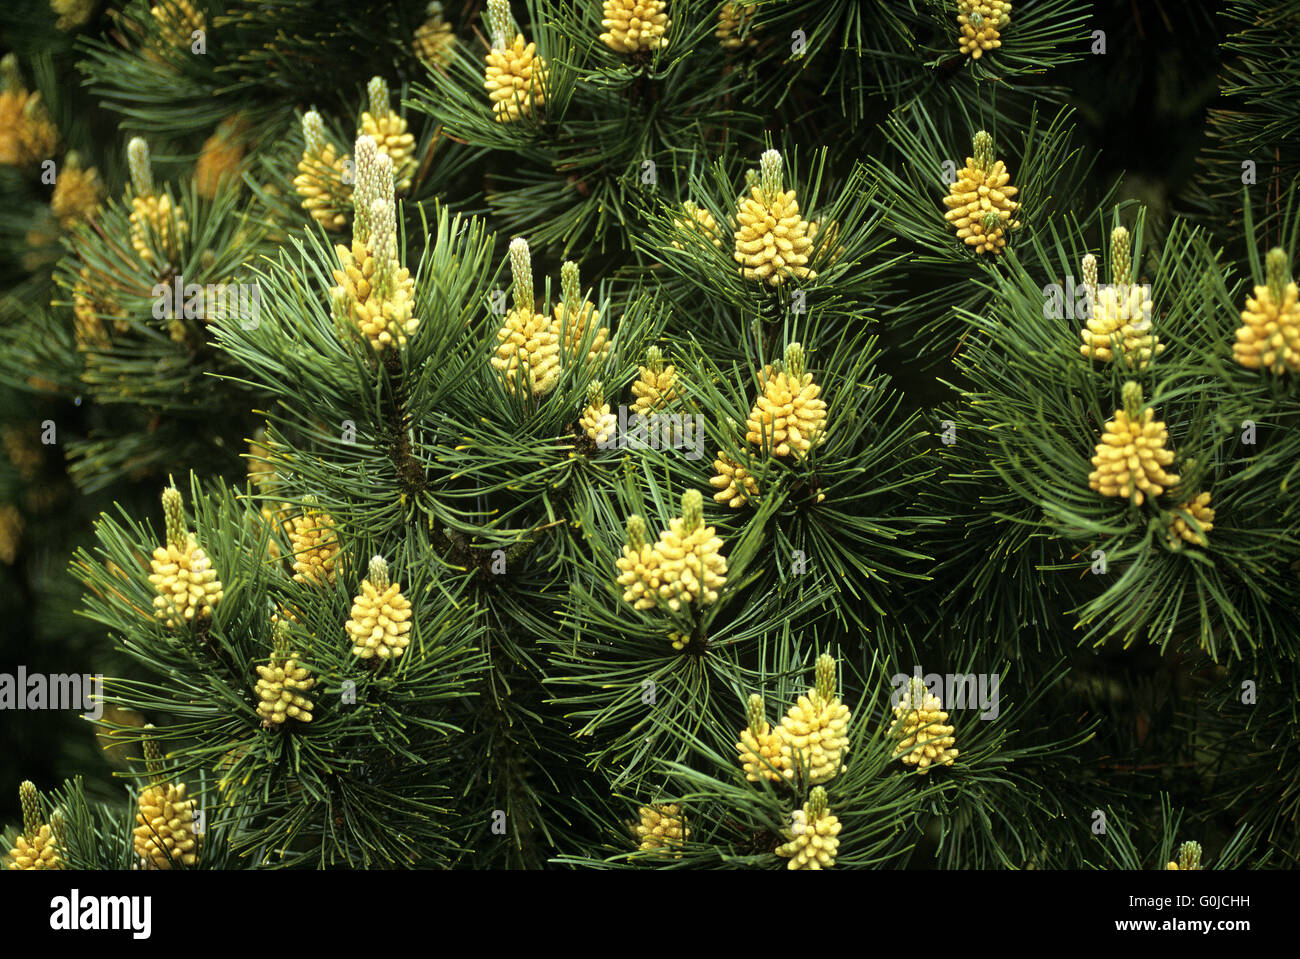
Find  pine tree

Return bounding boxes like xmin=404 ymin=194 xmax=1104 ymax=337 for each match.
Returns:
xmin=2 ymin=0 xmax=1298 ymax=871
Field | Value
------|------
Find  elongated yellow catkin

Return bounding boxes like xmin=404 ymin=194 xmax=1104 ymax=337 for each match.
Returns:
xmin=631 ymin=347 xmax=679 ymax=415
xmin=744 ymin=345 xmax=827 ymax=459
xmin=775 ymin=654 xmax=851 ymax=784
xmin=1088 ymin=384 xmax=1179 ymax=507
xmin=957 ymin=1 xmax=1011 ymax=60
xmin=600 ymin=0 xmax=670 ymax=54
xmin=7 ymin=782 xmax=60 ymax=870
xmin=888 ymin=676 xmax=959 ymax=773
xmin=943 ymin=130 xmax=1019 ymax=255
xmin=414 ymin=2 xmax=456 ymax=69
xmin=653 ymin=491 xmax=727 ymax=611
xmin=632 ymin=803 xmax=687 ymax=855
xmin=1234 ymin=248 xmax=1300 ymax=375
xmin=736 ymin=694 xmax=787 ymax=782
xmin=734 ymin=150 xmax=815 ymax=286
xmin=294 ymin=111 xmax=351 ymax=232
xmin=775 ymin=787 xmax=840 ymax=870
xmin=346 ymin=556 xmax=413 ymax=660
xmin=148 ymin=486 xmax=223 ymax=628
xmin=484 ymin=2 xmax=547 ymax=123
xmin=133 ymin=781 xmax=199 ymax=869
xmin=288 ymin=505 xmax=340 ymax=585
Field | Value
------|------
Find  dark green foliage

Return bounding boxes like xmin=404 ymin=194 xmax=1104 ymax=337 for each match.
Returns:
xmin=2 ymin=0 xmax=1298 ymax=871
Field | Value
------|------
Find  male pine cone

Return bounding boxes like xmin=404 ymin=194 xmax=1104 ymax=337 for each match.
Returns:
xmin=615 ymin=515 xmax=665 ymax=611
xmin=1079 ymin=231 xmax=1163 ymax=369
xmin=716 ymin=4 xmax=759 ymax=49
xmin=653 ymin=490 xmax=727 ymax=612
xmin=554 ymin=261 xmax=611 ymax=368
xmin=710 ymin=449 xmax=761 ymax=509
xmin=414 ymin=2 xmax=456 ymax=69
xmin=888 ymin=677 xmax=959 ymax=773
xmin=775 ymin=788 xmax=841 ymax=870
xmin=671 ymin=201 xmax=722 ymax=249
xmin=7 ymin=825 xmax=59 ymax=870
xmin=1233 ymin=248 xmax=1300 ymax=375
xmin=942 ymin=130 xmax=1019 ymax=255
xmin=493 ymin=307 xmax=560 ymax=395
xmin=484 ymin=0 xmax=547 ymax=123
xmin=294 ymin=111 xmax=350 ymax=232
xmin=6 ymin=781 xmax=60 ymax=870
xmin=255 ymin=657 xmax=317 ymax=728
xmin=600 ymin=0 xmax=670 ymax=54
xmin=127 ymin=138 xmax=186 ymax=265
xmin=734 ymin=149 xmax=815 ymax=286
xmin=332 ymin=233 xmax=419 ymax=351
xmin=632 ymin=803 xmax=687 ymax=855
xmin=777 ymin=653 xmax=851 ymax=784
xmin=149 ymin=535 xmax=223 ymax=628
xmin=149 ymin=486 xmax=223 ymax=628
xmin=346 ymin=557 xmax=413 ymax=660
xmin=1088 ymin=384 xmax=1179 ymax=507
xmin=745 ymin=344 xmax=827 ymax=459
xmin=631 ymin=347 xmax=678 ymax=415
xmin=129 ymin=193 xmax=185 ymax=266
xmin=1080 ymin=284 xmax=1161 ymax=368
xmin=359 ymin=77 xmax=416 ymax=194
xmin=736 ymin=694 xmax=786 ymax=782
xmin=150 ymin=0 xmax=205 ymax=50
xmin=492 ymin=238 xmax=560 ymax=395
xmin=0 ymin=59 xmax=58 ymax=168
xmin=957 ymin=1 xmax=1011 ymax=60
xmin=50 ymin=153 xmax=103 ymax=229
xmin=133 ymin=782 xmax=199 ymax=869
xmin=1168 ymin=491 xmax=1214 ymax=548
xmin=580 ymin=383 xmax=616 ymax=445
xmin=195 ymin=116 xmax=246 ymax=198
xmin=287 ymin=502 xmax=341 ymax=586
